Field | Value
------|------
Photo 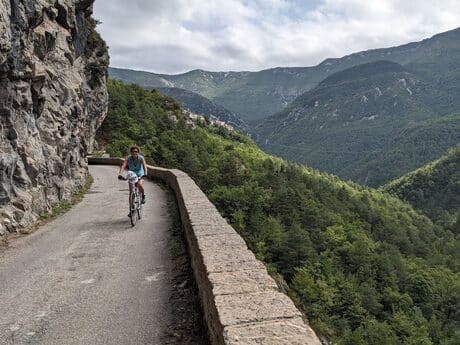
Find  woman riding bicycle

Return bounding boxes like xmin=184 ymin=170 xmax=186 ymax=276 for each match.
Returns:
xmin=118 ymin=145 xmax=148 ymax=204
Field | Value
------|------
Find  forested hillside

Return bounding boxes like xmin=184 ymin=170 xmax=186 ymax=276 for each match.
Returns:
xmin=97 ymin=80 xmax=460 ymax=345
xmin=255 ymin=61 xmax=460 ymax=186
xmin=157 ymin=87 xmax=247 ymax=132
xmin=384 ymin=146 xmax=460 ymax=232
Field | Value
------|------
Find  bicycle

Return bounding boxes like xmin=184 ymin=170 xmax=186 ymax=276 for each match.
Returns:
xmin=118 ymin=172 xmax=143 ymax=226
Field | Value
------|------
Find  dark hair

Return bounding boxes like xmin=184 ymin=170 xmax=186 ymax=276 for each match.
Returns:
xmin=130 ymin=145 xmax=140 ymax=153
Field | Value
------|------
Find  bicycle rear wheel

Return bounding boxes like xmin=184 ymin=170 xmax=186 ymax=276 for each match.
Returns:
xmin=130 ymin=192 xmax=138 ymax=226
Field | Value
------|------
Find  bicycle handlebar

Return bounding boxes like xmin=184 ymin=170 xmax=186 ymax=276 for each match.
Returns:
xmin=118 ymin=174 xmax=147 ymax=181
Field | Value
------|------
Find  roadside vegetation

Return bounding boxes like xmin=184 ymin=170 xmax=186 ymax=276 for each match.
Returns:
xmin=39 ymin=176 xmax=94 ymax=222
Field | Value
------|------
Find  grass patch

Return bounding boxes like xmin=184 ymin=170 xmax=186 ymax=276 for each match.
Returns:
xmin=88 ymin=150 xmax=107 ymax=157
xmin=39 ymin=175 xmax=94 ymax=222
xmin=1 ymin=175 xmax=95 ymax=245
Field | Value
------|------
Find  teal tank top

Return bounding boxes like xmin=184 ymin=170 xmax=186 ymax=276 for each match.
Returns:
xmin=128 ymin=154 xmax=145 ymax=177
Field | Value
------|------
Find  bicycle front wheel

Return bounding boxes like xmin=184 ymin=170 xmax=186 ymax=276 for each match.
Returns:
xmin=137 ymin=206 xmax=142 ymax=220
xmin=130 ymin=192 xmax=138 ymax=226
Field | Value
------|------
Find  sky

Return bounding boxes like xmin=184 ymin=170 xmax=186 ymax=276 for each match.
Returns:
xmin=93 ymin=0 xmax=460 ymax=74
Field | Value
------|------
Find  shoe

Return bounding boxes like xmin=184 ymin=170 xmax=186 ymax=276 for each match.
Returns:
xmin=128 ymin=213 xmax=131 ymax=217
xmin=142 ymin=195 xmax=146 ymax=204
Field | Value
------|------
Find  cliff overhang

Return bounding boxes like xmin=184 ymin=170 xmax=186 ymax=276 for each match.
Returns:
xmin=0 ymin=0 xmax=109 ymax=234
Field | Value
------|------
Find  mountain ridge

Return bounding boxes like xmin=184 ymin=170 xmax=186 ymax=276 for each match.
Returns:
xmin=109 ymin=26 xmax=460 ymax=122
xmin=254 ymin=59 xmax=460 ymax=186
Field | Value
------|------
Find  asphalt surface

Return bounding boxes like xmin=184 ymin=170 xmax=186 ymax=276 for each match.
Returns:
xmin=0 ymin=165 xmax=208 ymax=345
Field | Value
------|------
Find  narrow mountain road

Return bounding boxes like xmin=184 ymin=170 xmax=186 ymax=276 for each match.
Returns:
xmin=0 ymin=165 xmax=209 ymax=345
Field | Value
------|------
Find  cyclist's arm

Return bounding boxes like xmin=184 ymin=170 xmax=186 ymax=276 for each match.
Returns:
xmin=142 ymin=157 xmax=148 ymax=177
xmin=118 ymin=157 xmax=128 ymax=176
xmin=142 ymin=157 xmax=147 ymax=176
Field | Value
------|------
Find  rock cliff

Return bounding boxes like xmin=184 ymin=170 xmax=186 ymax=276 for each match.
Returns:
xmin=0 ymin=0 xmax=108 ymax=234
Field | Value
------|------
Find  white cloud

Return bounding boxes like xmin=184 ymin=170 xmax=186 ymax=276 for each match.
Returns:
xmin=93 ymin=0 xmax=460 ymax=74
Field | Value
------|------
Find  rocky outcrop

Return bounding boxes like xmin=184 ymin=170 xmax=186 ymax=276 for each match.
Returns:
xmin=0 ymin=0 xmax=108 ymax=234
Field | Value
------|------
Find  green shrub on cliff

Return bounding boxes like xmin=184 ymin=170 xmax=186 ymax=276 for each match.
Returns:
xmin=97 ymin=80 xmax=460 ymax=344
xmin=384 ymin=145 xmax=460 ymax=233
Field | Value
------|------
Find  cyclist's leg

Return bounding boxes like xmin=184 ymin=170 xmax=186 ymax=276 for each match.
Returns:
xmin=138 ymin=177 xmax=146 ymax=203
xmin=137 ymin=178 xmax=145 ymax=195
xmin=128 ymin=181 xmax=133 ymax=196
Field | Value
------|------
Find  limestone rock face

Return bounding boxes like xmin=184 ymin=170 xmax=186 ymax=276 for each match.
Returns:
xmin=0 ymin=0 xmax=108 ymax=234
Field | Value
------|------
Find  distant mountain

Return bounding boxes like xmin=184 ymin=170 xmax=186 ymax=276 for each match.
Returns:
xmin=254 ymin=60 xmax=460 ymax=186
xmin=109 ymin=27 xmax=460 ymax=123
xmin=156 ymin=87 xmax=248 ymax=132
xmin=109 ymin=66 xmax=316 ymax=123
xmin=344 ymin=113 xmax=460 ymax=186
xmin=384 ymin=145 xmax=460 ymax=232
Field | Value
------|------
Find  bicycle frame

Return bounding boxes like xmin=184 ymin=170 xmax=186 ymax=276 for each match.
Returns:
xmin=128 ymin=181 xmax=142 ymax=226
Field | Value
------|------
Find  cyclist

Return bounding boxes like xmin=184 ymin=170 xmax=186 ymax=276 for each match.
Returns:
xmin=118 ymin=145 xmax=148 ymax=204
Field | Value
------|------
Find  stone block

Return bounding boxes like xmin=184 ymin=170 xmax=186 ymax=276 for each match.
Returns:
xmin=196 ymin=233 xmax=247 ymax=251
xmin=176 ymin=178 xmax=201 ymax=191
xmin=215 ymin=291 xmax=302 ymax=326
xmin=187 ymin=208 xmax=224 ymax=226
xmin=180 ymin=187 xmax=207 ymax=199
xmin=224 ymin=318 xmax=321 ymax=345
xmin=190 ymin=215 xmax=230 ymax=228
xmin=184 ymin=198 xmax=217 ymax=211
xmin=209 ymin=269 xmax=278 ymax=295
xmin=32 ymin=61 xmax=46 ymax=79
xmin=202 ymin=247 xmax=266 ymax=273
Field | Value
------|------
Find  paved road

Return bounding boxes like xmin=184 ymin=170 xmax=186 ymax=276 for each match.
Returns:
xmin=0 ymin=165 xmax=208 ymax=345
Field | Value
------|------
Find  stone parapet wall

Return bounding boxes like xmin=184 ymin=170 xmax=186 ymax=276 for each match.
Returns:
xmin=88 ymin=157 xmax=321 ymax=345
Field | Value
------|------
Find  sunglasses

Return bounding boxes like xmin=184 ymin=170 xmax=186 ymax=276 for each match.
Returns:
xmin=131 ymin=150 xmax=139 ymax=153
